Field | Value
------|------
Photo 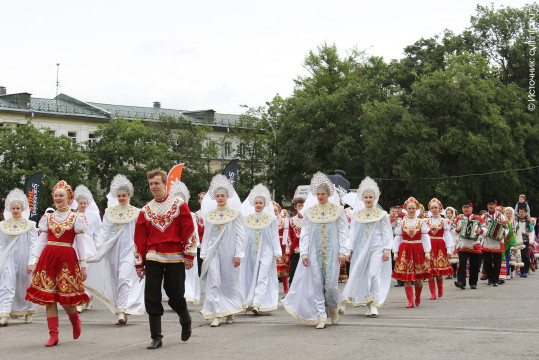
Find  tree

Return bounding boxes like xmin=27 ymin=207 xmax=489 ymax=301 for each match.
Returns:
xmin=86 ymin=117 xmax=218 ymax=209
xmin=0 ymin=123 xmax=90 ymax=214
xmin=231 ymin=107 xmax=272 ymax=199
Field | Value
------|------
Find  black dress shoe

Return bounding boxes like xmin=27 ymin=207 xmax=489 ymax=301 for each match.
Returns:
xmin=487 ymin=281 xmax=492 ymax=285
xmin=147 ymin=339 xmax=163 ymax=349
xmin=179 ymin=310 xmax=192 ymax=342
xmin=492 ymin=283 xmax=498 ymax=287
xmin=454 ymin=281 xmax=465 ymax=289
xmin=470 ymin=285 xmax=477 ymax=289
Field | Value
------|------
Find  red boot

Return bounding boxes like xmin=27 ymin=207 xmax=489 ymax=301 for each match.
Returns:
xmin=68 ymin=312 xmax=81 ymax=339
xmin=405 ymin=286 xmax=414 ymax=308
xmin=428 ymin=279 xmax=436 ymax=300
xmin=436 ymin=278 xmax=444 ymax=298
xmin=282 ymin=277 xmax=289 ymax=293
xmin=45 ymin=317 xmax=59 ymax=347
xmin=415 ymin=286 xmax=422 ymax=307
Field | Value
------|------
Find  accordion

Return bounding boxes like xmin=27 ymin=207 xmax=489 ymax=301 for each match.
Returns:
xmin=458 ymin=218 xmax=481 ymax=240
xmin=486 ymin=221 xmax=506 ymax=241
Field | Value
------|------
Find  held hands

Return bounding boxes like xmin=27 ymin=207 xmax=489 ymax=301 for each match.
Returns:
xmin=338 ymin=257 xmax=346 ymax=267
xmin=474 ymin=228 xmax=481 ymax=235
xmin=234 ymin=258 xmax=241 ymax=267
xmin=80 ymin=267 xmax=88 ymax=281
xmin=27 ymin=265 xmax=35 ymax=275
xmin=455 ymin=227 xmax=462 ymax=233
xmin=136 ymin=267 xmax=146 ymax=279
xmin=424 ymin=253 xmax=431 ymax=261
xmin=185 ymin=259 xmax=194 ymax=270
xmin=345 ymin=254 xmax=352 ymax=263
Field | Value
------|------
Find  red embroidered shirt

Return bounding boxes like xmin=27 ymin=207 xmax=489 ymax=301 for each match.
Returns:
xmin=134 ymin=195 xmax=196 ymax=269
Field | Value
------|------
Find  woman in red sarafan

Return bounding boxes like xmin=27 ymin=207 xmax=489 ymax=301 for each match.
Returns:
xmin=273 ymin=201 xmax=291 ymax=293
xmin=25 ymin=180 xmax=96 ymax=347
xmin=392 ymin=197 xmax=432 ymax=308
xmin=425 ymin=198 xmax=454 ymax=300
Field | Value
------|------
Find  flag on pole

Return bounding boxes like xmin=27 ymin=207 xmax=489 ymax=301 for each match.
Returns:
xmin=167 ymin=163 xmax=184 ymax=194
xmin=222 ymin=159 xmax=239 ymax=189
xmin=25 ymin=173 xmax=42 ymax=222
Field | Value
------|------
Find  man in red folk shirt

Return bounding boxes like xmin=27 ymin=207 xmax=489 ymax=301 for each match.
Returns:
xmin=134 ymin=169 xmax=197 ymax=349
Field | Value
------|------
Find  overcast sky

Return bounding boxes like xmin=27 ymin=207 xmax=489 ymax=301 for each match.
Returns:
xmin=0 ymin=0 xmax=530 ymax=114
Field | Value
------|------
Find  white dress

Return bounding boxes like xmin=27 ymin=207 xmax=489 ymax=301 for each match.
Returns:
xmin=184 ymin=213 xmax=201 ymax=304
xmin=239 ymin=211 xmax=282 ymax=312
xmin=85 ymin=204 xmax=145 ymax=315
xmin=343 ymin=207 xmax=393 ymax=307
xmin=282 ymin=202 xmax=350 ymax=324
xmin=200 ymin=206 xmax=246 ymax=319
xmin=0 ymin=218 xmax=37 ymax=317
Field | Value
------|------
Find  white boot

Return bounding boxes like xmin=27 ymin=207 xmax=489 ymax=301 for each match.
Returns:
xmin=225 ymin=314 xmax=234 ymax=324
xmin=85 ymin=300 xmax=93 ymax=310
xmin=331 ymin=310 xmax=339 ymax=325
xmin=76 ymin=305 xmax=83 ymax=313
xmin=365 ymin=306 xmax=372 ymax=317
xmin=0 ymin=316 xmax=8 ymax=326
xmin=369 ymin=305 xmax=379 ymax=318
xmin=24 ymin=314 xmax=33 ymax=324
xmin=315 ymin=319 xmax=326 ymax=329
xmin=211 ymin=317 xmax=221 ymax=327
xmin=117 ymin=312 xmax=127 ymax=325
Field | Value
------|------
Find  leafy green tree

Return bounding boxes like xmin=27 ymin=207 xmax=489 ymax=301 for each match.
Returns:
xmin=86 ymin=117 xmax=218 ymax=209
xmin=231 ymin=107 xmax=272 ymax=199
xmin=0 ymin=123 xmax=90 ymax=214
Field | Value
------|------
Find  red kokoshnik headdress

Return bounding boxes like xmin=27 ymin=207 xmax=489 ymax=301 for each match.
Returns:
xmin=272 ymin=201 xmax=282 ymax=214
xmin=428 ymin=198 xmax=443 ymax=210
xmin=52 ymin=180 xmax=74 ymax=203
xmin=404 ymin=197 xmax=419 ymax=208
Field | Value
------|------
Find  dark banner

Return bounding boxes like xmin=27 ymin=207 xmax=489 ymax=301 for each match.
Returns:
xmin=328 ymin=169 xmax=350 ymax=194
xmin=25 ymin=173 xmax=42 ymax=222
xmin=222 ymin=159 xmax=239 ymax=190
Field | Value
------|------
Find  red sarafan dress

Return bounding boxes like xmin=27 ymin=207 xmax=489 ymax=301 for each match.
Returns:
xmin=426 ymin=216 xmax=454 ymax=276
xmin=26 ymin=210 xmax=96 ymax=306
xmin=392 ymin=218 xmax=432 ymax=281
xmin=276 ymin=216 xmax=290 ymax=272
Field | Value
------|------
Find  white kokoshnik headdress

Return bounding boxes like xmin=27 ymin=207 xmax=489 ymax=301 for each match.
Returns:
xmin=110 ymin=174 xmax=134 ymax=197
xmin=74 ymin=185 xmax=94 ymax=205
xmin=5 ymin=188 xmax=28 ymax=211
xmin=247 ymin=184 xmax=272 ymax=206
xmin=309 ymin=171 xmax=335 ymax=196
xmin=208 ymin=174 xmax=235 ymax=199
xmin=169 ymin=181 xmax=190 ymax=203
xmin=357 ymin=176 xmax=380 ymax=204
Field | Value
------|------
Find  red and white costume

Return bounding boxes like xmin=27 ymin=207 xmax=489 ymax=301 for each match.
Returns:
xmin=26 ymin=209 xmax=96 ymax=306
xmin=134 ymin=195 xmax=197 ymax=268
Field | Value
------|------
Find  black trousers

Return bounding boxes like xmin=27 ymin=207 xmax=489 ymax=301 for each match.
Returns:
xmin=457 ymin=252 xmax=481 ymax=286
xmin=483 ymin=251 xmax=502 ymax=284
xmin=145 ymin=260 xmax=187 ymax=317
xmin=197 ymin=247 xmax=202 ymax=276
xmin=521 ymin=243 xmax=530 ymax=273
xmin=289 ymin=253 xmax=300 ymax=285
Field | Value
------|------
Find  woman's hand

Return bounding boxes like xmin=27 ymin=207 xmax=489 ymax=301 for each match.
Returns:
xmin=27 ymin=265 xmax=35 ymax=275
xmin=302 ymin=258 xmax=309 ymax=267
xmin=80 ymin=267 xmax=88 ymax=281
xmin=382 ymin=253 xmax=390 ymax=262
xmin=234 ymin=258 xmax=241 ymax=267
xmin=136 ymin=267 xmax=145 ymax=279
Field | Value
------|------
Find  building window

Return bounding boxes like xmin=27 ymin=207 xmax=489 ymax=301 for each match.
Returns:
xmin=49 ymin=130 xmax=56 ymax=137
xmin=68 ymin=131 xmax=77 ymax=144
xmin=224 ymin=142 xmax=232 ymax=157
xmin=238 ymin=143 xmax=248 ymax=157
xmin=88 ymin=133 xmax=97 ymax=143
